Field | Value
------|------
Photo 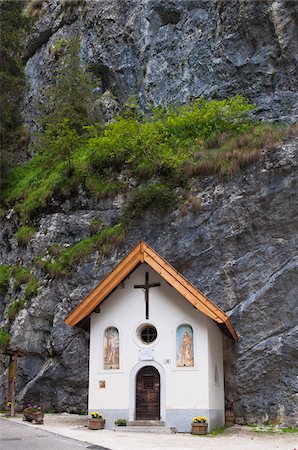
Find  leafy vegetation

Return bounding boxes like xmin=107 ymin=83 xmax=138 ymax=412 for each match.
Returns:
xmin=0 ymin=265 xmax=10 ymax=295
xmin=0 ymin=264 xmax=39 ymax=300
xmin=0 ymin=328 xmax=10 ymax=349
xmin=41 ymin=224 xmax=124 ymax=277
xmin=24 ymin=277 xmax=39 ymax=300
xmin=15 ymin=226 xmax=36 ymax=247
xmin=209 ymin=425 xmax=228 ymax=436
xmin=3 ymin=94 xmax=293 ymax=224
xmin=281 ymin=427 xmax=298 ymax=433
xmin=0 ymin=0 xmax=29 ymax=192
xmin=246 ymin=424 xmax=298 ymax=434
xmin=7 ymin=299 xmax=25 ymax=321
xmin=122 ymin=183 xmax=176 ymax=223
xmin=24 ymin=0 xmax=46 ymax=18
xmin=88 ymin=218 xmax=103 ymax=235
xmin=13 ymin=266 xmax=31 ymax=291
xmin=0 ymin=264 xmax=39 ymax=321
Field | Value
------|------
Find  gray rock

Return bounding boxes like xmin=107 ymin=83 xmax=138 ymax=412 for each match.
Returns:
xmin=23 ymin=0 xmax=298 ymax=134
xmin=0 ymin=137 xmax=297 ymax=424
xmin=1 ymin=0 xmax=297 ymax=425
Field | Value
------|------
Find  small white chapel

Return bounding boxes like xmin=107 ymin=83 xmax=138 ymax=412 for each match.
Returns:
xmin=65 ymin=241 xmax=238 ymax=432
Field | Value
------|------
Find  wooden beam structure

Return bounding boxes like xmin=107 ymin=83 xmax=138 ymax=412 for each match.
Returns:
xmin=64 ymin=241 xmax=238 ymax=341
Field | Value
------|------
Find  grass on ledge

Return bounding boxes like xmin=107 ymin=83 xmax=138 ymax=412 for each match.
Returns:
xmin=2 ymin=96 xmax=295 ymax=224
xmin=0 ymin=265 xmax=10 ymax=295
xmin=0 ymin=328 xmax=10 ymax=349
xmin=15 ymin=225 xmax=37 ymax=247
xmin=7 ymin=299 xmax=26 ymax=321
xmin=41 ymin=223 xmax=125 ymax=278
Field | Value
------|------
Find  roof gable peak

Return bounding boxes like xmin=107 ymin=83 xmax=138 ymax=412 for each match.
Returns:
xmin=64 ymin=241 xmax=238 ymax=341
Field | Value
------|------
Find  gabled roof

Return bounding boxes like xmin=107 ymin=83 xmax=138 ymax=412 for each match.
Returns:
xmin=64 ymin=241 xmax=238 ymax=341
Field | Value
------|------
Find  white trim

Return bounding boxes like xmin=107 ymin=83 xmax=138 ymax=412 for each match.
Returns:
xmin=132 ymin=319 xmax=160 ymax=348
xmin=129 ymin=360 xmax=166 ymax=422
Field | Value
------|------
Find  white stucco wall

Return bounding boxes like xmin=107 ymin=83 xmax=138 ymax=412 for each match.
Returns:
xmin=207 ymin=320 xmax=225 ymax=428
xmin=88 ymin=263 xmax=225 ymax=430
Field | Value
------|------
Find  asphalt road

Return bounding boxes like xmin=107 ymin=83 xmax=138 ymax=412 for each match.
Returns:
xmin=0 ymin=418 xmax=111 ymax=450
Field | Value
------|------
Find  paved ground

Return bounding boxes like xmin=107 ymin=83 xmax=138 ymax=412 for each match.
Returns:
xmin=0 ymin=418 xmax=107 ymax=450
xmin=1 ymin=414 xmax=297 ymax=450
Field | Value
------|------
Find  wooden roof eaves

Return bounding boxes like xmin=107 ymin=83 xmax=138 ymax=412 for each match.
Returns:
xmin=144 ymin=246 xmax=227 ymax=320
xmin=64 ymin=243 xmax=143 ymax=326
xmin=64 ymin=240 xmax=238 ymax=340
xmin=142 ymin=245 xmax=238 ymax=341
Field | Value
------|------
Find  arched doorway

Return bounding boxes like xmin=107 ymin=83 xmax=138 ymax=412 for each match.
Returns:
xmin=135 ymin=366 xmax=160 ymax=420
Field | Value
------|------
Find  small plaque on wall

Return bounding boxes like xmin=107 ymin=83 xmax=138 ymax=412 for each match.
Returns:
xmin=139 ymin=349 xmax=154 ymax=360
xmin=99 ymin=380 xmax=106 ymax=389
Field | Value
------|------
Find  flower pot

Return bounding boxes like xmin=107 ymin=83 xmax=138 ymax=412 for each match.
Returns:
xmin=34 ymin=412 xmax=44 ymax=424
xmin=225 ymin=409 xmax=235 ymax=427
xmin=23 ymin=410 xmax=44 ymax=424
xmin=191 ymin=423 xmax=208 ymax=435
xmin=88 ymin=418 xmax=105 ymax=430
xmin=23 ymin=412 xmax=35 ymax=422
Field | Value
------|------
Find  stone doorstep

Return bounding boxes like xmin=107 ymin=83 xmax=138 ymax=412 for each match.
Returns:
xmin=117 ymin=420 xmax=176 ymax=433
xmin=114 ymin=425 xmax=176 ymax=434
xmin=127 ymin=420 xmax=166 ymax=426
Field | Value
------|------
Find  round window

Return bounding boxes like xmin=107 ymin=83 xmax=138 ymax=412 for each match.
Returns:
xmin=139 ymin=324 xmax=158 ymax=344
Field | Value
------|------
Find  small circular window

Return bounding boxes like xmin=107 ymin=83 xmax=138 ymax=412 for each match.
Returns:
xmin=139 ymin=324 xmax=158 ymax=344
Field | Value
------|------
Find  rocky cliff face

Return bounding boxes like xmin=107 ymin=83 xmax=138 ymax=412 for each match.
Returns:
xmin=24 ymin=0 xmax=298 ymax=132
xmin=0 ymin=0 xmax=297 ymax=426
xmin=1 ymin=136 xmax=297 ymax=424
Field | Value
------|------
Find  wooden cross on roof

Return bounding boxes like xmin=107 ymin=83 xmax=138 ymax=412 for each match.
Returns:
xmin=134 ymin=272 xmax=161 ymax=319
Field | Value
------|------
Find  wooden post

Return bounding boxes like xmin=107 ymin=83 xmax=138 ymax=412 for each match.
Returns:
xmin=11 ymin=355 xmax=17 ymax=417
xmin=3 ymin=348 xmax=27 ymax=417
xmin=8 ymin=354 xmax=17 ymax=416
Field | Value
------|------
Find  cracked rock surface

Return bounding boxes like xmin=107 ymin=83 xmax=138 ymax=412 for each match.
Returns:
xmin=24 ymin=0 xmax=298 ymax=133
xmin=0 ymin=0 xmax=297 ymax=426
xmin=0 ymin=137 xmax=297 ymax=425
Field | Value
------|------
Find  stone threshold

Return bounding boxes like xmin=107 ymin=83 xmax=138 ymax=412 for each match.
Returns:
xmin=116 ymin=420 xmax=176 ymax=433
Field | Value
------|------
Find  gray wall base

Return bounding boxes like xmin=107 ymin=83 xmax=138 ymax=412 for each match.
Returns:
xmin=89 ymin=408 xmax=224 ymax=432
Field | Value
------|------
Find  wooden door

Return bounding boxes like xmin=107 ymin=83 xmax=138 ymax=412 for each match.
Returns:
xmin=135 ymin=366 xmax=160 ymax=420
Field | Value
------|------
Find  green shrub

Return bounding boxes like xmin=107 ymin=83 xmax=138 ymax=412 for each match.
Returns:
xmin=122 ymin=183 xmax=176 ymax=223
xmin=85 ymin=177 xmax=126 ymax=198
xmin=114 ymin=418 xmax=127 ymax=426
xmin=0 ymin=265 xmax=10 ymax=295
xmin=0 ymin=328 xmax=10 ymax=349
xmin=24 ymin=277 xmax=38 ymax=300
xmin=7 ymin=299 xmax=25 ymax=321
xmin=88 ymin=218 xmax=103 ymax=235
xmin=13 ymin=266 xmax=31 ymax=290
xmin=15 ymin=225 xmax=36 ymax=246
xmin=3 ymin=95 xmax=292 ymax=223
xmin=48 ymin=243 xmax=62 ymax=257
xmin=45 ymin=224 xmax=124 ymax=277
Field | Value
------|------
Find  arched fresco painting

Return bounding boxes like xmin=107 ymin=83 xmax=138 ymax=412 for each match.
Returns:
xmin=176 ymin=324 xmax=194 ymax=367
xmin=104 ymin=326 xmax=119 ymax=370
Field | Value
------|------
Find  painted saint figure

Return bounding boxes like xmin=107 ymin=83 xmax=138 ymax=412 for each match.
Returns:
xmin=104 ymin=327 xmax=119 ymax=370
xmin=176 ymin=324 xmax=194 ymax=367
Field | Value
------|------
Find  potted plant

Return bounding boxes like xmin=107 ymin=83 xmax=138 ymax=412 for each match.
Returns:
xmin=5 ymin=401 xmax=12 ymax=417
xmin=23 ymin=405 xmax=44 ymax=424
xmin=114 ymin=418 xmax=127 ymax=426
xmin=191 ymin=416 xmax=208 ymax=435
xmin=88 ymin=411 xmax=105 ymax=430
